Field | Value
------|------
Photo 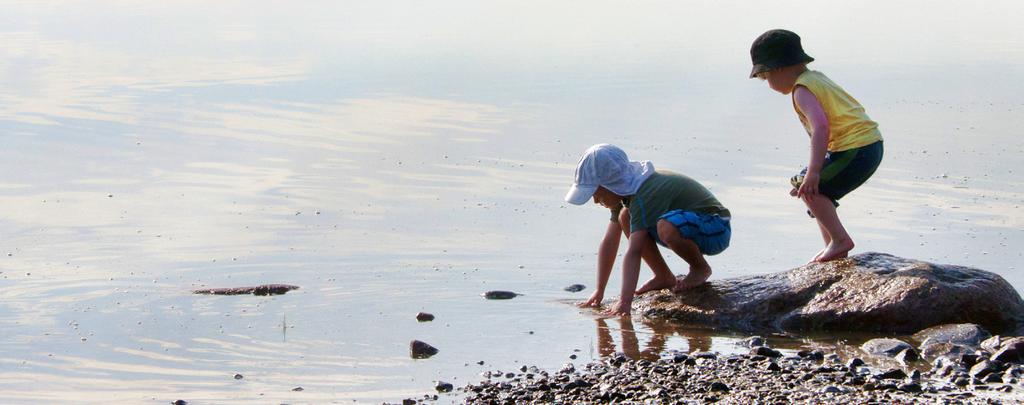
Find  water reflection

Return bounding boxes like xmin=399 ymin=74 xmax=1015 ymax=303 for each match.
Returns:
xmin=596 ymin=317 xmax=712 ymax=361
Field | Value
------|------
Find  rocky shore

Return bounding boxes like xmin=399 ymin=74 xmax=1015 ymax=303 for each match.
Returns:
xmin=452 ymin=338 xmax=1019 ymax=404
xmin=399 ymin=324 xmax=1024 ymax=404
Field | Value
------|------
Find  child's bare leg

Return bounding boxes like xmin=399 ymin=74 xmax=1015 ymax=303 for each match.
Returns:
xmin=656 ymin=219 xmax=711 ymax=292
xmin=805 ymin=197 xmax=854 ymax=262
xmin=635 ymin=241 xmax=675 ymax=294
xmin=809 ymin=220 xmax=833 ymax=263
xmin=619 ymin=209 xmax=675 ymax=294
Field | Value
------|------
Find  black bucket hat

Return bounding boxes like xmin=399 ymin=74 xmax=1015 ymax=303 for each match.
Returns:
xmin=749 ymin=29 xmax=814 ymax=78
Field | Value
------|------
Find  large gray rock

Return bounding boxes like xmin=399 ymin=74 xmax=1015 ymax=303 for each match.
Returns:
xmin=913 ymin=323 xmax=991 ymax=349
xmin=636 ymin=252 xmax=1024 ymax=333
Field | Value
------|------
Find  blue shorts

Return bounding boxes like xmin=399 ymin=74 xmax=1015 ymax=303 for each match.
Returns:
xmin=653 ymin=210 xmax=731 ymax=256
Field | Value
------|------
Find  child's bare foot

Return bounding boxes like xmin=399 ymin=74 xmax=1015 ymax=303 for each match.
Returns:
xmin=807 ymin=247 xmax=826 ymax=264
xmin=672 ymin=266 xmax=711 ymax=292
xmin=816 ymin=239 xmax=854 ymax=262
xmin=636 ymin=275 xmax=677 ymax=295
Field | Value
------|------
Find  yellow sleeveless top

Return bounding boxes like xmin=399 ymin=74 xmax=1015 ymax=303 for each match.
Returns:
xmin=791 ymin=70 xmax=882 ymax=152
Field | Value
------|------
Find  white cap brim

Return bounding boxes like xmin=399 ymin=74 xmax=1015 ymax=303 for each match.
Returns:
xmin=564 ymin=184 xmax=597 ymax=205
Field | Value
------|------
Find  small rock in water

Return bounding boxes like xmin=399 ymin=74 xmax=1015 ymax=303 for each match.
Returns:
xmin=742 ymin=336 xmax=766 ymax=348
xmin=481 ymin=290 xmax=519 ymax=300
xmin=192 ymin=284 xmax=300 ymax=296
xmin=563 ymin=284 xmax=586 ymax=293
xmin=233 ymin=373 xmax=244 ymax=380
xmin=411 ymin=340 xmax=439 ymax=359
xmin=861 ymin=338 xmax=913 ymax=358
xmin=709 ymin=381 xmax=730 ymax=392
xmin=435 ymin=381 xmax=454 ymax=392
xmin=172 ymin=401 xmax=187 ymax=405
xmin=797 ymin=350 xmax=825 ymax=361
xmin=416 ymin=312 xmax=435 ymax=322
xmin=292 ymin=387 xmax=303 ymax=391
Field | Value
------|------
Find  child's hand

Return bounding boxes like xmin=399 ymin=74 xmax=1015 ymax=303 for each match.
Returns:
xmin=601 ymin=301 xmax=632 ymax=317
xmin=797 ymin=172 xmax=820 ymax=201
xmin=578 ymin=290 xmax=604 ymax=308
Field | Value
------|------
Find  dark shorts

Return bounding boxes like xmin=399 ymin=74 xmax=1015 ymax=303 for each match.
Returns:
xmin=791 ymin=141 xmax=884 ymax=207
xmin=652 ymin=210 xmax=731 ymax=256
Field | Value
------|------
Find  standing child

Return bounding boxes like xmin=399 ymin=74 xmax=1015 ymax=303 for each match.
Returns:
xmin=750 ymin=29 xmax=884 ymax=262
xmin=566 ymin=144 xmax=731 ymax=316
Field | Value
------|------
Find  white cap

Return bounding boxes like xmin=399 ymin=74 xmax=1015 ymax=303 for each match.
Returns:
xmin=564 ymin=144 xmax=654 ymax=205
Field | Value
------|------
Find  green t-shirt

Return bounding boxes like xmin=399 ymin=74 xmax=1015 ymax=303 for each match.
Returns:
xmin=616 ymin=170 xmax=730 ymax=234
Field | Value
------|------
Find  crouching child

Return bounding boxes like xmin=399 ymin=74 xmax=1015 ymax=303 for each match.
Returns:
xmin=565 ymin=144 xmax=731 ymax=316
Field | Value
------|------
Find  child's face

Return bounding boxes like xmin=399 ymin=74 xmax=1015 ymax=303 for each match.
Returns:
xmin=592 ymin=186 xmax=623 ymax=209
xmin=756 ymin=70 xmax=790 ymax=95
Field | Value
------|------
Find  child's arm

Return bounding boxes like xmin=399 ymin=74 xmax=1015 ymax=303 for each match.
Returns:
xmin=579 ymin=220 xmax=621 ymax=308
xmin=603 ymin=230 xmax=649 ymax=316
xmin=793 ymin=86 xmax=830 ymax=201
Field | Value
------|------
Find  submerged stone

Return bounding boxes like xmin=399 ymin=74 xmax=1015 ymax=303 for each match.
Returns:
xmin=481 ymin=290 xmax=520 ymax=300
xmin=563 ymin=284 xmax=586 ymax=293
xmin=435 ymin=381 xmax=454 ymax=392
xmin=861 ymin=338 xmax=913 ymax=358
xmin=193 ymin=284 xmax=299 ymax=296
xmin=921 ymin=342 xmax=971 ymax=359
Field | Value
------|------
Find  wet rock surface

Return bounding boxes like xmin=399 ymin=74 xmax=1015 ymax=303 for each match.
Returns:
xmin=915 ymin=323 xmax=993 ymax=348
xmin=636 ymin=252 xmax=1024 ymax=334
xmin=861 ymin=338 xmax=913 ymax=357
xmin=192 ymin=284 xmax=299 ymax=296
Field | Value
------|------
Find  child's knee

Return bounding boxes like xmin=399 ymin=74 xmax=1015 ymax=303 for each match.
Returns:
xmin=656 ymin=219 xmax=680 ymax=242
xmin=618 ymin=207 xmax=630 ymax=228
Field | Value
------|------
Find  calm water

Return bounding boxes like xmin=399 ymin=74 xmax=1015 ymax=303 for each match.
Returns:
xmin=2 ymin=1 xmax=1023 ymax=403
